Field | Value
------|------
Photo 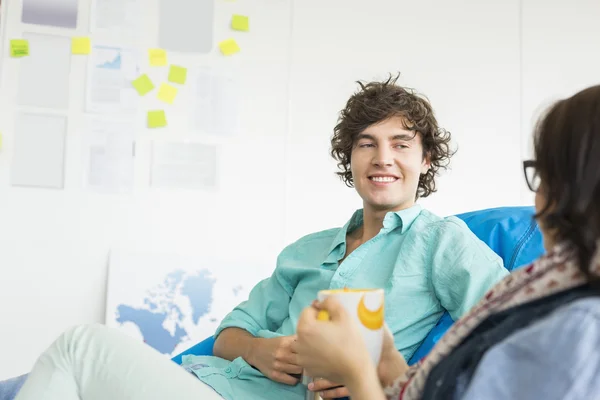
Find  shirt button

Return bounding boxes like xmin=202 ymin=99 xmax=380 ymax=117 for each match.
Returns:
xmin=225 ymin=367 xmax=232 ymax=373
xmin=339 ymin=271 xmax=346 ymax=277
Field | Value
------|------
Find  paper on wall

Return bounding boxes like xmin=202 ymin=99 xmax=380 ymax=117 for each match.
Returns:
xmin=22 ymin=0 xmax=78 ymax=29
xmin=86 ymin=45 xmax=141 ymax=114
xmin=17 ymin=33 xmax=71 ymax=109
xmin=150 ymin=141 xmax=217 ymax=190
xmin=11 ymin=113 xmax=67 ymax=189
xmin=83 ymin=116 xmax=135 ymax=193
xmin=90 ymin=0 xmax=142 ymax=37
xmin=190 ymin=68 xmax=240 ymax=137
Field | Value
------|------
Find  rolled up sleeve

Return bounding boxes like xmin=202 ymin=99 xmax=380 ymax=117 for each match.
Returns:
xmin=214 ymin=253 xmax=294 ymax=338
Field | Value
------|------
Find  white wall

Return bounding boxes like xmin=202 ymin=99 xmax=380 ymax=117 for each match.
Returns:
xmin=0 ymin=0 xmax=599 ymax=379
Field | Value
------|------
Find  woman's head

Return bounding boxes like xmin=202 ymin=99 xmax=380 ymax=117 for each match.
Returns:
xmin=526 ymin=85 xmax=600 ymax=278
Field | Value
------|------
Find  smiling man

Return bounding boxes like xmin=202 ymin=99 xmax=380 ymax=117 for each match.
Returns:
xmin=176 ymin=74 xmax=509 ymax=400
xmin=0 ymin=75 xmax=508 ymax=400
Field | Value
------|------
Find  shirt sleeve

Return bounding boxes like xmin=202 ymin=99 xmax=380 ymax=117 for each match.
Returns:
xmin=214 ymin=248 xmax=295 ymax=338
xmin=462 ymin=298 xmax=600 ymax=400
xmin=431 ymin=219 xmax=508 ymax=320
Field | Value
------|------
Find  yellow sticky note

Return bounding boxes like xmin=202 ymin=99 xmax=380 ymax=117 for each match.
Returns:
xmin=10 ymin=39 xmax=29 ymax=57
xmin=71 ymin=37 xmax=91 ymax=55
xmin=218 ymin=39 xmax=240 ymax=56
xmin=132 ymin=74 xmax=155 ymax=96
xmin=149 ymin=48 xmax=167 ymax=66
xmin=168 ymin=65 xmax=188 ymax=84
xmin=148 ymin=110 xmax=167 ymax=128
xmin=231 ymin=15 xmax=249 ymax=31
xmin=157 ymin=83 xmax=178 ymax=104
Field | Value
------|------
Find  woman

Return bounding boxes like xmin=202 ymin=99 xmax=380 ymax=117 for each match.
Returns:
xmin=294 ymin=84 xmax=600 ymax=400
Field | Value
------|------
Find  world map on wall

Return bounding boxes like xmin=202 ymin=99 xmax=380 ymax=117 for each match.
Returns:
xmin=106 ymin=251 xmax=254 ymax=358
xmin=114 ymin=269 xmax=218 ymax=355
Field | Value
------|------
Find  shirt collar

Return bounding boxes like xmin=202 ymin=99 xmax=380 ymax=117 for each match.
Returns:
xmin=324 ymin=204 xmax=423 ymax=264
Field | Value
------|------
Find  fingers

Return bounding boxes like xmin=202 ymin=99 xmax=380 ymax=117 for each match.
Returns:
xmin=317 ymin=296 xmax=346 ymax=320
xmin=308 ymin=379 xmax=341 ymax=392
xmin=319 ymin=386 xmax=351 ymax=399
xmin=270 ymin=370 xmax=300 ymax=386
xmin=274 ymin=361 xmax=303 ymax=375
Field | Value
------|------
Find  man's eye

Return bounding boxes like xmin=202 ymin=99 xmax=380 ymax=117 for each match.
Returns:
xmin=359 ymin=143 xmax=374 ymax=148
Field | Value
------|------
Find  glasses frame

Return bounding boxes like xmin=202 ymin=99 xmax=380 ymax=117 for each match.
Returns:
xmin=523 ymin=160 xmax=539 ymax=192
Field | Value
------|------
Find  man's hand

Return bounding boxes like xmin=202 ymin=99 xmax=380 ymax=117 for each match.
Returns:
xmin=247 ymin=336 xmax=303 ymax=386
xmin=308 ymin=379 xmax=350 ymax=399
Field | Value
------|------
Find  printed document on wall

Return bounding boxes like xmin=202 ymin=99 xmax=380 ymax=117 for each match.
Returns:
xmin=86 ymin=45 xmax=141 ymax=114
xmin=90 ymin=0 xmax=142 ymax=37
xmin=11 ymin=113 xmax=67 ymax=189
xmin=83 ymin=116 xmax=135 ymax=193
xmin=150 ymin=142 xmax=217 ymax=190
xmin=17 ymin=33 xmax=71 ymax=109
xmin=191 ymin=68 xmax=240 ymax=137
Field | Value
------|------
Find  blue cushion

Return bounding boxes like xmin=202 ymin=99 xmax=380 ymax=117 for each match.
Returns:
xmin=171 ymin=336 xmax=215 ymax=364
xmin=407 ymin=206 xmax=545 ymax=364
xmin=173 ymin=206 xmax=546 ymax=367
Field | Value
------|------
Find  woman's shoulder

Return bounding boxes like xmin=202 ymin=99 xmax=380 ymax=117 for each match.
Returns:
xmin=462 ymin=296 xmax=600 ymax=400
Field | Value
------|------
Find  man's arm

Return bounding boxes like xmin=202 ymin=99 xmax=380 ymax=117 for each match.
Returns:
xmin=212 ymin=249 xmax=304 ymax=385
xmin=432 ymin=220 xmax=508 ymax=320
xmin=213 ymin=327 xmax=257 ymax=363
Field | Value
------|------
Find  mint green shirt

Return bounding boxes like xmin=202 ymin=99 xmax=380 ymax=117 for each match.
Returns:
xmin=183 ymin=205 xmax=507 ymax=400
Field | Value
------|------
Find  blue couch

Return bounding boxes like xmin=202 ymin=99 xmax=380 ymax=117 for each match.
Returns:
xmin=172 ymin=206 xmax=545 ymax=366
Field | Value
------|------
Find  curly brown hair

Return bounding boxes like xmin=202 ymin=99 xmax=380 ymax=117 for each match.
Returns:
xmin=330 ymin=74 xmax=454 ymax=198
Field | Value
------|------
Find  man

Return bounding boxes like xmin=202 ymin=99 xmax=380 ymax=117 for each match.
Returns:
xmin=0 ymin=75 xmax=507 ymax=400
xmin=180 ymin=74 xmax=508 ymax=399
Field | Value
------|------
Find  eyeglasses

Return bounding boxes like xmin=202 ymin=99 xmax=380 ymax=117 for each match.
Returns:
xmin=523 ymin=160 xmax=540 ymax=192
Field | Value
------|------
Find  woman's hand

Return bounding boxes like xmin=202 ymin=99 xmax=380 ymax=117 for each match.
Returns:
xmin=377 ymin=324 xmax=409 ymax=387
xmin=307 ymin=322 xmax=409 ymax=398
xmin=292 ymin=297 xmax=374 ymax=386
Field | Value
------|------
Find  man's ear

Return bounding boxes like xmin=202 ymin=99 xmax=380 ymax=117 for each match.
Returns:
xmin=421 ymin=153 xmax=431 ymax=174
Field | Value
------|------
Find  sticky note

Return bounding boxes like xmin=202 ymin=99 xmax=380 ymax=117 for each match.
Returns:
xmin=149 ymin=48 xmax=167 ymax=66
xmin=157 ymin=83 xmax=178 ymax=104
xmin=148 ymin=110 xmax=167 ymax=128
xmin=218 ymin=39 xmax=240 ymax=56
xmin=71 ymin=37 xmax=91 ymax=55
xmin=168 ymin=65 xmax=188 ymax=84
xmin=231 ymin=15 xmax=249 ymax=31
xmin=10 ymin=39 xmax=29 ymax=57
xmin=132 ymin=74 xmax=155 ymax=96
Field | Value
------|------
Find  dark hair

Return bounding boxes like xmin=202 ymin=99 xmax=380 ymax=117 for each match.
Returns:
xmin=330 ymin=73 xmax=453 ymax=198
xmin=533 ymin=85 xmax=600 ymax=280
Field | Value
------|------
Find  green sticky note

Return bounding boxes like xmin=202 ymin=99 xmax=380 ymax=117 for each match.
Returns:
xmin=10 ymin=39 xmax=29 ymax=57
xmin=148 ymin=110 xmax=167 ymax=128
xmin=132 ymin=74 xmax=155 ymax=96
xmin=231 ymin=15 xmax=249 ymax=32
xmin=168 ymin=65 xmax=188 ymax=84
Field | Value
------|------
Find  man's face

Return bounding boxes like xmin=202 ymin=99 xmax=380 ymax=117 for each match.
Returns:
xmin=350 ymin=116 xmax=430 ymax=213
